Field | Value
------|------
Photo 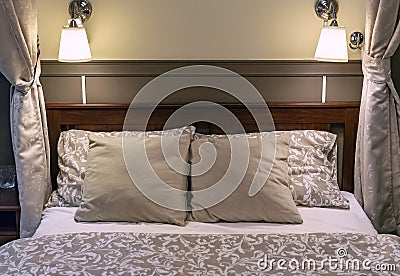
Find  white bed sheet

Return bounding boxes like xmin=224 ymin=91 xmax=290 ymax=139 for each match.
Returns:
xmin=33 ymin=192 xmax=377 ymax=238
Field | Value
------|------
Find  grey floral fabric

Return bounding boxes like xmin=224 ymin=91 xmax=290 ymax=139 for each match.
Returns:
xmin=355 ymin=0 xmax=400 ymax=235
xmin=46 ymin=130 xmax=88 ymax=207
xmin=0 ymin=232 xmax=399 ymax=275
xmin=285 ymin=130 xmax=349 ymax=208
xmin=47 ymin=127 xmax=194 ymax=207
xmin=0 ymin=1 xmax=52 ymax=237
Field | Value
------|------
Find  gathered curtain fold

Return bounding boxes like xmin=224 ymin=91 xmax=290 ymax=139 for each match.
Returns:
xmin=355 ymin=0 xmax=400 ymax=235
xmin=0 ymin=0 xmax=51 ymax=237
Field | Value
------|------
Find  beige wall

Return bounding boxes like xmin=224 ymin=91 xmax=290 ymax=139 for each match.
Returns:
xmin=38 ymin=0 xmax=366 ymax=60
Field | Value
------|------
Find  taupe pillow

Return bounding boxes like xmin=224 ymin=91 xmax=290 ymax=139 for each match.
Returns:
xmin=189 ymin=132 xmax=303 ymax=224
xmin=74 ymin=127 xmax=194 ymax=226
xmin=285 ymin=130 xmax=349 ymax=208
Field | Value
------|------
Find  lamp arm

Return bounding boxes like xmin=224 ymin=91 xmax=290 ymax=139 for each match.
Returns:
xmin=329 ymin=3 xmax=338 ymax=26
xmin=70 ymin=1 xmax=78 ymax=19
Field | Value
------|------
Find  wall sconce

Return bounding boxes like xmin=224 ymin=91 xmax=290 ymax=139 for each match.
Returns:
xmin=349 ymin=31 xmax=364 ymax=50
xmin=314 ymin=0 xmax=348 ymax=62
xmin=58 ymin=0 xmax=92 ymax=62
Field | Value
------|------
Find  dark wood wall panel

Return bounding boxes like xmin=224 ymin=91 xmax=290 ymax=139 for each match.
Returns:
xmin=41 ymin=77 xmax=82 ymax=103
xmin=249 ymin=76 xmax=322 ymax=102
xmin=86 ymin=77 xmax=148 ymax=104
xmin=85 ymin=77 xmax=326 ymax=104
xmin=41 ymin=60 xmax=363 ymax=104
xmin=326 ymin=76 xmax=363 ymax=101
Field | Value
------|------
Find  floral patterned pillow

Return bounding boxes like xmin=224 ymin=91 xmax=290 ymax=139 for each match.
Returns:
xmin=46 ymin=127 xmax=195 ymax=208
xmin=285 ymin=130 xmax=349 ymax=208
xmin=46 ymin=130 xmax=88 ymax=207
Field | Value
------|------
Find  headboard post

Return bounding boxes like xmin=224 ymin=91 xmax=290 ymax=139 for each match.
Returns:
xmin=342 ymin=107 xmax=360 ymax=192
xmin=46 ymin=109 xmax=61 ymax=190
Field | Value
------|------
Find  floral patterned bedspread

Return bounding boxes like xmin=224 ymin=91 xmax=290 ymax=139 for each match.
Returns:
xmin=0 ymin=232 xmax=399 ymax=275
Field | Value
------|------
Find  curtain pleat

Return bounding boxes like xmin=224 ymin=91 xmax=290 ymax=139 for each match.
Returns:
xmin=0 ymin=0 xmax=51 ymax=238
xmin=355 ymin=0 xmax=400 ymax=235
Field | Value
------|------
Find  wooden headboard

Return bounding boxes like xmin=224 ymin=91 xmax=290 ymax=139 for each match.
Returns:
xmin=46 ymin=102 xmax=360 ymax=192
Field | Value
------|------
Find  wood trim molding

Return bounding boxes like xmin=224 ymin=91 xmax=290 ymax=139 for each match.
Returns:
xmin=46 ymin=101 xmax=361 ymax=109
xmin=40 ymin=60 xmax=363 ymax=103
xmin=41 ymin=60 xmax=362 ymax=78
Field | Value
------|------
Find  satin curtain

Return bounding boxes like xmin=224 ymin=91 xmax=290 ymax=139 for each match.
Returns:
xmin=0 ymin=0 xmax=51 ymax=237
xmin=355 ymin=0 xmax=400 ymax=235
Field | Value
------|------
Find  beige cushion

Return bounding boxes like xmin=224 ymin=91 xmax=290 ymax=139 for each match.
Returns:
xmin=189 ymin=132 xmax=303 ymax=224
xmin=74 ymin=127 xmax=194 ymax=226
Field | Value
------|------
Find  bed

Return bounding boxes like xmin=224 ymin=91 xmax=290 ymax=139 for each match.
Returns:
xmin=0 ymin=102 xmax=399 ymax=275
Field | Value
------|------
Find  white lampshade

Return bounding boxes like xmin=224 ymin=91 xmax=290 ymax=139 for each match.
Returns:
xmin=314 ymin=26 xmax=348 ymax=62
xmin=58 ymin=26 xmax=92 ymax=62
